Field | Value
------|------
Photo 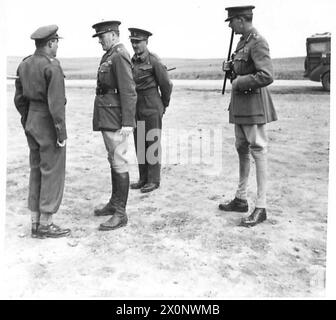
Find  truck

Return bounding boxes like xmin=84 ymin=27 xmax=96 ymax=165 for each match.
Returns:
xmin=304 ymin=32 xmax=331 ymax=91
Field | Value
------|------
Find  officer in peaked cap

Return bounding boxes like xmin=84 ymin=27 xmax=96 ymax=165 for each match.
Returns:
xmin=224 ymin=5 xmax=255 ymax=22
xmin=91 ymin=20 xmax=137 ymax=231
xmin=14 ymin=25 xmax=71 ymax=238
xmin=30 ymin=24 xmax=62 ymax=41
xmin=92 ymin=20 xmax=121 ymax=38
xmin=218 ymin=6 xmax=278 ymax=227
xmin=128 ymin=27 xmax=173 ymax=194
xmin=128 ymin=28 xmax=152 ymax=40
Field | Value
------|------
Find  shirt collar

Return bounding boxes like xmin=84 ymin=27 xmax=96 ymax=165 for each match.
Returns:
xmin=132 ymin=49 xmax=149 ymax=63
xmin=105 ymin=41 xmax=122 ymax=55
xmin=34 ymin=48 xmax=54 ymax=60
xmin=240 ymin=27 xmax=258 ymax=42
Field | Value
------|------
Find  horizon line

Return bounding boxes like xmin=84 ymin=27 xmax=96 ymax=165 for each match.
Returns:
xmin=7 ymin=55 xmax=305 ymax=60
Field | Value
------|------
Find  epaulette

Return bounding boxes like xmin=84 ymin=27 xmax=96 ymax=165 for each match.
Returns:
xmin=22 ymin=55 xmax=32 ymax=61
xmin=115 ymin=44 xmax=127 ymax=55
xmin=148 ymin=52 xmax=163 ymax=66
xmin=49 ymin=57 xmax=61 ymax=67
xmin=112 ymin=45 xmax=129 ymax=60
xmin=149 ymin=52 xmax=160 ymax=61
xmin=40 ymin=54 xmax=54 ymax=64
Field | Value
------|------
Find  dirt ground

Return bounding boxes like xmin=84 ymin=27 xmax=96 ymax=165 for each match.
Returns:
xmin=3 ymin=81 xmax=329 ymax=298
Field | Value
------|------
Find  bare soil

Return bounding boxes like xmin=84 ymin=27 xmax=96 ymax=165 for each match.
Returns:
xmin=4 ymin=81 xmax=329 ymax=298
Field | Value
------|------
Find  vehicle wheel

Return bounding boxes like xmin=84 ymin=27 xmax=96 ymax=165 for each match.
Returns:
xmin=322 ymin=72 xmax=330 ymax=91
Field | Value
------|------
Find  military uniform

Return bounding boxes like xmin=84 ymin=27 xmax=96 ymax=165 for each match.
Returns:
xmin=219 ymin=6 xmax=277 ymax=227
xmin=229 ymin=28 xmax=277 ymax=124
xmin=14 ymin=25 xmax=70 ymax=238
xmin=14 ymin=34 xmax=66 ymax=216
xmin=129 ymin=28 xmax=173 ymax=192
xmin=92 ymin=21 xmax=137 ymax=231
xmin=93 ymin=44 xmax=136 ymax=132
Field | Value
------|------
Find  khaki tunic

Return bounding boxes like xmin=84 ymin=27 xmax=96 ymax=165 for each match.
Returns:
xmin=131 ymin=50 xmax=173 ymax=184
xmin=14 ymin=49 xmax=67 ymax=214
xmin=229 ymin=28 xmax=277 ymax=125
xmin=93 ymin=43 xmax=137 ymax=131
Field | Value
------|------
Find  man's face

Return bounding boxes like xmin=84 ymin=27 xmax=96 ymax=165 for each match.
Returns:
xmin=131 ymin=39 xmax=147 ymax=55
xmin=229 ymin=17 xmax=243 ymax=35
xmin=98 ymin=32 xmax=114 ymax=51
xmin=49 ymin=39 xmax=59 ymax=57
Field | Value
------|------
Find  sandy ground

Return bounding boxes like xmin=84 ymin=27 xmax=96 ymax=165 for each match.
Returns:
xmin=3 ymin=80 xmax=329 ymax=298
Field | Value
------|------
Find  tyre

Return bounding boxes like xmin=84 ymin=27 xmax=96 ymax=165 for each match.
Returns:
xmin=322 ymin=72 xmax=330 ymax=91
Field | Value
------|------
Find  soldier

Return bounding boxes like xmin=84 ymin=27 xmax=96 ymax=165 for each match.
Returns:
xmin=218 ymin=6 xmax=278 ymax=227
xmin=92 ymin=21 xmax=137 ymax=231
xmin=128 ymin=28 xmax=173 ymax=193
xmin=14 ymin=25 xmax=71 ymax=238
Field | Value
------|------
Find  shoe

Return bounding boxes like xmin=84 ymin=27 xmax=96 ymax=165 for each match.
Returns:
xmin=239 ymin=208 xmax=267 ymax=227
xmin=36 ymin=223 xmax=71 ymax=238
xmin=141 ymin=183 xmax=159 ymax=193
xmin=130 ymin=180 xmax=146 ymax=189
xmin=31 ymin=223 xmax=45 ymax=239
xmin=94 ymin=202 xmax=116 ymax=216
xmin=99 ymin=215 xmax=128 ymax=231
xmin=218 ymin=197 xmax=248 ymax=212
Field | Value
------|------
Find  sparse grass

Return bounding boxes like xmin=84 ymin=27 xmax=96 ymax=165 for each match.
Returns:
xmin=7 ymin=56 xmax=305 ymax=80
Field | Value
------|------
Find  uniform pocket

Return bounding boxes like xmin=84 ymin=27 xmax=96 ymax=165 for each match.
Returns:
xmin=95 ymin=93 xmax=120 ymax=107
xmin=232 ymin=90 xmax=264 ymax=117
xmin=94 ymin=94 xmax=122 ymax=130
xmin=98 ymin=62 xmax=112 ymax=85
xmin=234 ymin=51 xmax=249 ymax=61
xmin=139 ymin=94 xmax=164 ymax=117
xmin=136 ymin=64 xmax=153 ymax=82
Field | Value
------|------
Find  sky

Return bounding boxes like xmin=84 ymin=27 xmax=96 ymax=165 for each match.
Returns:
xmin=2 ymin=0 xmax=336 ymax=59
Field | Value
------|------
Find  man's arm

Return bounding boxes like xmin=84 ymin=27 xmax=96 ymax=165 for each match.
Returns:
xmin=14 ymin=67 xmax=29 ymax=128
xmin=152 ymin=57 xmax=173 ymax=108
xmin=233 ymin=37 xmax=274 ymax=91
xmin=114 ymin=52 xmax=137 ymax=128
xmin=45 ymin=62 xmax=67 ymax=142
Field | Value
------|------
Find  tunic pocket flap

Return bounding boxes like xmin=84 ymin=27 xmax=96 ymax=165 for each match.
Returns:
xmin=99 ymin=62 xmax=111 ymax=73
xmin=235 ymin=51 xmax=249 ymax=61
xmin=139 ymin=65 xmax=153 ymax=71
xmin=95 ymin=93 xmax=121 ymax=108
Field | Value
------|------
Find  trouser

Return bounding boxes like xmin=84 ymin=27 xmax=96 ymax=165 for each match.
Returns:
xmin=101 ymin=130 xmax=129 ymax=173
xmin=234 ymin=124 xmax=268 ymax=208
xmin=101 ymin=130 xmax=130 ymax=213
xmin=134 ymin=107 xmax=162 ymax=185
xmin=24 ymin=109 xmax=66 ymax=215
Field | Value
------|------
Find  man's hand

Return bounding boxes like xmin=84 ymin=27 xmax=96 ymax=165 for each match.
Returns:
xmin=222 ymin=60 xmax=233 ymax=72
xmin=222 ymin=60 xmax=237 ymax=82
xmin=119 ymin=126 xmax=133 ymax=137
xmin=56 ymin=139 xmax=67 ymax=148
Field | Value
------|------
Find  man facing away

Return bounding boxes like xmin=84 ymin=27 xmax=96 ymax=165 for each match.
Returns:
xmin=219 ymin=6 xmax=278 ymax=227
xmin=14 ymin=25 xmax=71 ymax=238
xmin=128 ymin=28 xmax=173 ymax=193
xmin=92 ymin=21 xmax=137 ymax=231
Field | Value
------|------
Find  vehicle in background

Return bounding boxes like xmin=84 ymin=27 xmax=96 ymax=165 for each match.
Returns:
xmin=304 ymin=32 xmax=331 ymax=91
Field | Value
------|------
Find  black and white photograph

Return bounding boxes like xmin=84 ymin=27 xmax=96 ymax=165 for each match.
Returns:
xmin=1 ymin=0 xmax=335 ymax=300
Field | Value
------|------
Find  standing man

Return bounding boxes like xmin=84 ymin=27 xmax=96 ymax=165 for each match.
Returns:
xmin=128 ymin=28 xmax=173 ymax=193
xmin=92 ymin=21 xmax=137 ymax=231
xmin=218 ymin=6 xmax=278 ymax=227
xmin=14 ymin=25 xmax=71 ymax=238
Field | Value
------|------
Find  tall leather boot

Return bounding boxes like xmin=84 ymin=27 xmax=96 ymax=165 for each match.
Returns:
xmin=99 ymin=172 xmax=129 ymax=231
xmin=130 ymin=163 xmax=147 ymax=189
xmin=94 ymin=168 xmax=117 ymax=216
